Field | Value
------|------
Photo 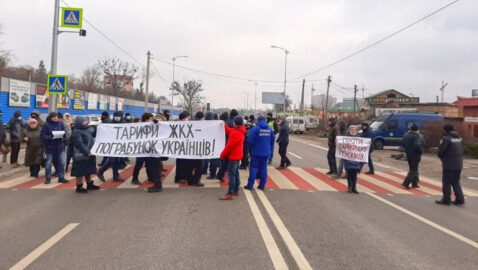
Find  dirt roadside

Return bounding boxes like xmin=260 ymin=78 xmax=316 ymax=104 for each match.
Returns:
xmin=293 ymin=134 xmax=478 ymax=191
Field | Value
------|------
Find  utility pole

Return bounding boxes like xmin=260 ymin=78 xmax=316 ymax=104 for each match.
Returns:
xmin=144 ymin=51 xmax=151 ymax=112
xmin=254 ymin=82 xmax=257 ymax=112
xmin=353 ymin=85 xmax=358 ymax=116
xmin=48 ymin=0 xmax=60 ymax=113
xmin=362 ymin=84 xmax=365 ymax=99
xmin=300 ymin=79 xmax=305 ymax=117
xmin=440 ymin=80 xmax=448 ymax=102
xmin=323 ymin=75 xmax=331 ymax=130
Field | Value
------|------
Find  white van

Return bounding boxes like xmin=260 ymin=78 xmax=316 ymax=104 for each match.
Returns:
xmin=290 ymin=117 xmax=306 ymax=134
xmin=305 ymin=116 xmax=319 ymax=130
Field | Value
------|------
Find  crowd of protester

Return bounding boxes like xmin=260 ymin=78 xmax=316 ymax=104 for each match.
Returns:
xmin=0 ymin=108 xmax=466 ymax=205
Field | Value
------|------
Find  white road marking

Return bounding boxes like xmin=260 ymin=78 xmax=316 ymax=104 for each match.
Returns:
xmin=307 ymin=143 xmax=328 ymax=151
xmin=375 ymin=163 xmax=392 ymax=169
xmin=256 ymin=190 xmax=313 ymax=270
xmin=243 ymin=190 xmax=288 ymax=270
xmin=268 ymin=167 xmax=298 ymax=190
xmin=288 ymin=152 xmax=303 ymax=159
xmin=10 ymin=223 xmax=79 ymax=270
xmin=366 ymin=193 xmax=478 ymax=249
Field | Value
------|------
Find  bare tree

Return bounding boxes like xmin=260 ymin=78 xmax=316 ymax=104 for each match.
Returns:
xmin=80 ymin=65 xmax=102 ymax=92
xmin=171 ymin=80 xmax=204 ymax=114
xmin=274 ymin=95 xmax=293 ymax=112
xmin=0 ymin=24 xmax=11 ymax=74
xmin=96 ymin=57 xmax=138 ymax=97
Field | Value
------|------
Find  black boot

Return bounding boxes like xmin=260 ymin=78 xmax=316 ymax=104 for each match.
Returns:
xmin=131 ymin=178 xmax=141 ymax=185
xmin=76 ymin=184 xmax=87 ymax=193
xmin=347 ymin=186 xmax=353 ymax=193
xmin=87 ymin=182 xmax=100 ymax=190
xmin=435 ymin=199 xmax=451 ymax=205
xmin=352 ymin=186 xmax=359 ymax=194
xmin=148 ymin=184 xmax=162 ymax=193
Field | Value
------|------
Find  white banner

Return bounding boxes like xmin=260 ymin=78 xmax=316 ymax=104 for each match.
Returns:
xmin=91 ymin=120 xmax=226 ymax=159
xmin=335 ymin=136 xmax=371 ymax=163
xmin=9 ymin=79 xmax=31 ymax=107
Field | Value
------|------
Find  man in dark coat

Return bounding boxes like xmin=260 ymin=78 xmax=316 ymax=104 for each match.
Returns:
xmin=101 ymin=111 xmax=111 ymax=123
xmin=436 ymin=124 xmax=465 ymax=206
xmin=401 ymin=124 xmax=425 ymax=189
xmin=97 ymin=112 xmax=125 ymax=182
xmin=203 ymin=112 xmax=220 ymax=179
xmin=124 ymin=113 xmax=133 ymax=123
xmin=276 ymin=115 xmax=291 ymax=169
xmin=8 ymin=110 xmax=24 ymax=167
xmin=71 ymin=116 xmax=100 ymax=193
xmin=30 ymin=110 xmax=45 ymax=127
xmin=41 ymin=112 xmax=68 ymax=184
xmin=174 ymin=111 xmax=192 ymax=183
xmin=216 ymin=111 xmax=230 ymax=181
xmin=360 ymin=122 xmax=374 ymax=174
xmin=326 ymin=118 xmax=338 ymax=175
xmin=266 ymin=112 xmax=278 ymax=164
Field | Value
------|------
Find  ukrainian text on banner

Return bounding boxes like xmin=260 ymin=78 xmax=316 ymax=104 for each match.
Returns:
xmin=91 ymin=121 xmax=225 ymax=159
xmin=335 ymin=136 xmax=371 ymax=163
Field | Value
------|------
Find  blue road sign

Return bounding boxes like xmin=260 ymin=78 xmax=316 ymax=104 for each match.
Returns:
xmin=61 ymin=7 xmax=83 ymax=29
xmin=47 ymin=75 xmax=68 ymax=95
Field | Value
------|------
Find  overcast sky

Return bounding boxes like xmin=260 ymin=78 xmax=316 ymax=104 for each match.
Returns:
xmin=1 ymin=0 xmax=477 ymax=109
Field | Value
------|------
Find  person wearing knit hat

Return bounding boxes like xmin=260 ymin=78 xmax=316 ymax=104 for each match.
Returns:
xmin=8 ymin=111 xmax=24 ymax=168
xmin=360 ymin=121 xmax=374 ymax=174
xmin=179 ymin=111 xmax=190 ymax=121
xmin=219 ymin=116 xmax=246 ymax=200
xmin=195 ymin=111 xmax=205 ymax=120
xmin=23 ymin=117 xmax=42 ymax=178
xmin=401 ymin=124 xmax=425 ymax=189
xmin=436 ymin=124 xmax=465 ymax=206
xmin=30 ymin=110 xmax=45 ymax=127
xmin=41 ymin=111 xmax=68 ymax=184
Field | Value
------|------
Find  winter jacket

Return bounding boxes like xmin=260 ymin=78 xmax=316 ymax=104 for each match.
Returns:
xmin=276 ymin=121 xmax=290 ymax=145
xmin=63 ymin=119 xmax=72 ymax=144
xmin=360 ymin=127 xmax=374 ymax=152
xmin=403 ymin=131 xmax=424 ymax=163
xmin=40 ymin=119 xmax=65 ymax=155
xmin=23 ymin=126 xmax=43 ymax=166
xmin=267 ymin=119 xmax=279 ymax=134
xmin=8 ymin=111 xmax=24 ymax=143
xmin=327 ymin=123 xmax=338 ymax=146
xmin=248 ymin=119 xmax=275 ymax=158
xmin=71 ymin=117 xmax=97 ymax=177
xmin=221 ymin=125 xmax=246 ymax=161
xmin=343 ymin=133 xmax=362 ymax=170
xmin=437 ymin=131 xmax=463 ymax=170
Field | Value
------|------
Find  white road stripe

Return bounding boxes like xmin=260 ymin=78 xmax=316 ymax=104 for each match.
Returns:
xmin=374 ymin=171 xmax=441 ymax=196
xmin=256 ymin=190 xmax=313 ymax=270
xmin=243 ymin=190 xmax=288 ymax=270
xmin=359 ymin=173 xmax=411 ymax=194
xmin=288 ymin=152 xmax=303 ymax=159
xmin=288 ymin=167 xmax=336 ymax=191
xmin=10 ymin=223 xmax=79 ymax=270
xmin=0 ymin=174 xmax=35 ymax=188
xmin=307 ymin=143 xmax=328 ymax=151
xmin=268 ymin=167 xmax=298 ymax=190
xmin=367 ymin=193 xmax=478 ymax=249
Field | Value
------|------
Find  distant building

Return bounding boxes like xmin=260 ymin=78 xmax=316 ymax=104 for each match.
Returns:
xmin=328 ymin=98 xmax=366 ymax=118
xmin=311 ymin=94 xmax=336 ymax=110
xmin=103 ymin=75 xmax=134 ymax=92
xmin=454 ymin=97 xmax=478 ymax=138
xmin=365 ymin=89 xmax=420 ymax=116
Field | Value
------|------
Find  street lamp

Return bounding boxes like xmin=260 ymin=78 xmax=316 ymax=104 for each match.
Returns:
xmin=270 ymin=45 xmax=289 ymax=112
xmin=242 ymin=91 xmax=250 ymax=111
xmin=171 ymin=55 xmax=188 ymax=106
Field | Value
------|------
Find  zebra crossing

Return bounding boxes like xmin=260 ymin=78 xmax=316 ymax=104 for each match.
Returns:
xmin=1 ymin=164 xmax=477 ymax=197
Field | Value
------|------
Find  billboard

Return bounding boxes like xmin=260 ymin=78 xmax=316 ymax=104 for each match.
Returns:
xmin=472 ymin=89 xmax=478 ymax=97
xmin=109 ymin=96 xmax=116 ymax=111
xmin=73 ymin=90 xmax=85 ymax=110
xmin=36 ymin=84 xmax=49 ymax=108
xmin=262 ymin=92 xmax=284 ymax=105
xmin=117 ymin=98 xmax=124 ymax=111
xmin=99 ymin=95 xmax=108 ymax=110
xmin=57 ymin=91 xmax=71 ymax=109
xmin=87 ymin=93 xmax=98 ymax=110
xmin=9 ymin=79 xmax=30 ymax=107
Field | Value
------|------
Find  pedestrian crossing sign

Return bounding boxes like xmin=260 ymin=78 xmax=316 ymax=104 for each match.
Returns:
xmin=60 ymin=7 xmax=83 ymax=29
xmin=47 ymin=75 xmax=68 ymax=95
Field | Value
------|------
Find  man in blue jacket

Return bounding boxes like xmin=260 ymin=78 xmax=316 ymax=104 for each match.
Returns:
xmin=41 ymin=112 xmax=68 ymax=184
xmin=244 ymin=115 xmax=275 ymax=190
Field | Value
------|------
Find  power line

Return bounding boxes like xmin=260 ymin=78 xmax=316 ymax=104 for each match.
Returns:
xmin=152 ymin=58 xmax=325 ymax=84
xmin=293 ymin=0 xmax=460 ymax=80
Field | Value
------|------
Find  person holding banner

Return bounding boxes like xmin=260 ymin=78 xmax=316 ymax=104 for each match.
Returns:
xmin=97 ymin=112 xmax=125 ymax=183
xmin=219 ymin=116 xmax=246 ymax=200
xmin=244 ymin=115 xmax=275 ymax=191
xmin=343 ymin=126 xmax=362 ymax=194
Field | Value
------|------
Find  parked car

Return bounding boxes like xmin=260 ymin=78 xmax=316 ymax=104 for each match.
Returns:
xmin=370 ymin=112 xmax=443 ymax=150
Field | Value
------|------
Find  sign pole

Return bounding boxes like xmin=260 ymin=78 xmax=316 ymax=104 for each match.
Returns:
xmin=48 ymin=0 xmax=60 ymax=113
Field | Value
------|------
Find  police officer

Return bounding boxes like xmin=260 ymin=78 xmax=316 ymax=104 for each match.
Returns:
xmin=326 ymin=118 xmax=338 ymax=175
xmin=436 ymin=124 xmax=465 ymax=206
xmin=401 ymin=124 xmax=425 ymax=189
xmin=360 ymin=122 xmax=374 ymax=174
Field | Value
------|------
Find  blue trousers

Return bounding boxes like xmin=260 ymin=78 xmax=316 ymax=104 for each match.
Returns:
xmin=45 ymin=151 xmax=65 ymax=180
xmin=247 ymin=156 xmax=268 ymax=188
xmin=227 ymin=160 xmax=240 ymax=194
xmin=99 ymin=157 xmax=120 ymax=180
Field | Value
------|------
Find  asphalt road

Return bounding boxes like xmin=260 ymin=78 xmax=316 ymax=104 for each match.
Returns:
xmin=0 ymin=135 xmax=477 ymax=269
